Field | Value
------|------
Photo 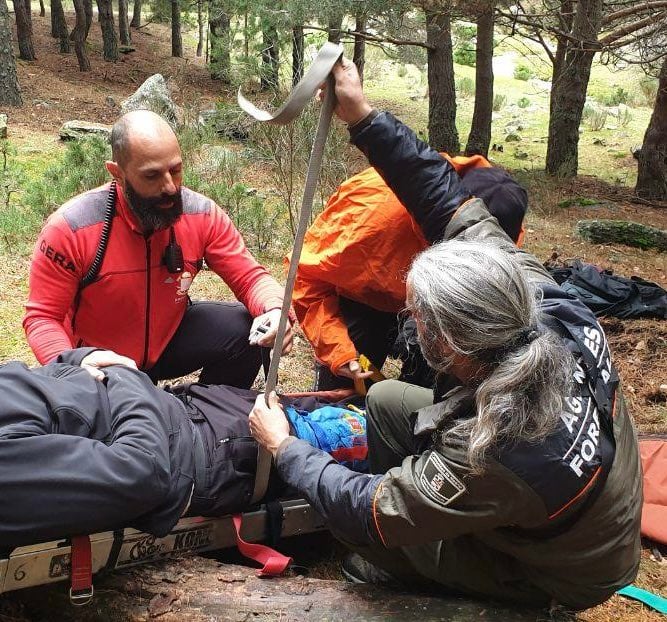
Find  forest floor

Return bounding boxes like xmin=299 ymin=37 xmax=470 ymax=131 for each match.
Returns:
xmin=0 ymin=11 xmax=665 ymax=622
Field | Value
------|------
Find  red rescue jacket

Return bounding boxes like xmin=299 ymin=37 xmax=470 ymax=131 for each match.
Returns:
xmin=24 ymin=183 xmax=285 ymax=368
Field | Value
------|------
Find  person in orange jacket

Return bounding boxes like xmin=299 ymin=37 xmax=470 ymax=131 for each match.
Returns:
xmin=293 ymin=155 xmax=528 ymax=390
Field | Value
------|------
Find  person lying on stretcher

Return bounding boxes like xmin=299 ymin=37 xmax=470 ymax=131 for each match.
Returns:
xmin=0 ymin=348 xmax=366 ymax=549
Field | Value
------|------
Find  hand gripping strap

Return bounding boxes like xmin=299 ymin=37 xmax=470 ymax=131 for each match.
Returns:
xmin=232 ymin=514 xmax=292 ymax=577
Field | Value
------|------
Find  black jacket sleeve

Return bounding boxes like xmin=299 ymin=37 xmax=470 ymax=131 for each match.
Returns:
xmin=0 ymin=364 xmax=174 ymax=547
xmin=351 ymin=111 xmax=470 ymax=244
xmin=275 ymin=438 xmax=384 ymax=546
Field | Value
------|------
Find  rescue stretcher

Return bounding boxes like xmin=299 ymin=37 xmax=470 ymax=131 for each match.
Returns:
xmin=0 ymin=499 xmax=325 ymax=599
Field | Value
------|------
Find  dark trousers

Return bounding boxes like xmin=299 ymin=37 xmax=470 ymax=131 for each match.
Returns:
xmin=314 ymin=297 xmax=434 ymax=391
xmin=172 ymin=383 xmax=285 ymax=517
xmin=147 ymin=301 xmax=263 ymax=388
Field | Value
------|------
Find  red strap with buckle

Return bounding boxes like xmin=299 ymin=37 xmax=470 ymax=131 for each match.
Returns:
xmin=232 ymin=514 xmax=292 ymax=576
xmin=70 ymin=535 xmax=94 ymax=605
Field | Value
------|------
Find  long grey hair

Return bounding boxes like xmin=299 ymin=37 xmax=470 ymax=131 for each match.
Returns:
xmin=407 ymin=239 xmax=573 ymax=471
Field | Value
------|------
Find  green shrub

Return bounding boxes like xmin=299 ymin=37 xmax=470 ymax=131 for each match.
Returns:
xmin=598 ymin=86 xmax=630 ymax=107
xmin=249 ymin=97 xmax=351 ymax=239
xmin=456 ymin=76 xmax=476 ymax=98
xmin=616 ymin=106 xmax=633 ymax=128
xmin=492 ymin=94 xmax=507 ymax=111
xmin=453 ymin=47 xmax=476 ymax=68
xmin=513 ymin=64 xmax=533 ymax=81
xmin=639 ymin=78 xmax=658 ymax=106
xmin=582 ymin=104 xmax=607 ymax=131
xmin=24 ymin=136 xmax=111 ymax=220
xmin=0 ymin=140 xmax=42 ymax=249
xmin=453 ymin=23 xmax=476 ymax=68
xmin=517 ymin=96 xmax=530 ymax=109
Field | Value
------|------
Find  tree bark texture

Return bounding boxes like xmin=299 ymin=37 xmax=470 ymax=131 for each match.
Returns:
xmin=260 ymin=22 xmax=279 ymax=91
xmin=39 ymin=0 xmax=45 ymax=17
xmin=292 ymin=23 xmax=304 ymax=87
xmin=84 ymin=0 xmax=93 ymax=35
xmin=576 ymin=219 xmax=667 ymax=251
xmin=353 ymin=11 xmax=366 ymax=84
xmin=171 ymin=0 xmax=182 ymax=57
xmin=50 ymin=0 xmax=57 ymax=35
xmin=465 ymin=6 xmax=494 ymax=157
xmin=209 ymin=3 xmax=230 ymax=82
xmin=546 ymin=0 xmax=603 ymax=177
xmin=118 ymin=0 xmax=131 ymax=45
xmin=71 ymin=0 xmax=91 ymax=70
xmin=0 ymin=0 xmax=22 ymax=105
xmin=196 ymin=0 xmax=203 ymax=57
xmin=549 ymin=0 xmax=574 ymax=118
xmin=12 ymin=0 xmax=36 ymax=61
xmin=0 ymin=558 xmax=542 ymax=622
xmin=97 ymin=0 xmax=119 ymax=61
xmin=635 ymin=56 xmax=667 ymax=200
xmin=51 ymin=0 xmax=70 ymax=52
xmin=425 ymin=7 xmax=459 ymax=153
xmin=130 ymin=0 xmax=141 ymax=27
xmin=23 ymin=0 xmax=32 ymax=28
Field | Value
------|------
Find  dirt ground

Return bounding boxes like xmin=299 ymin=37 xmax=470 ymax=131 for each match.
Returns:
xmin=1 ymin=12 xmax=666 ymax=622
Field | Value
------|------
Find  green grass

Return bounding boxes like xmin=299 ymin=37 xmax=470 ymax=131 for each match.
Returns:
xmin=361 ymin=46 xmax=650 ymax=187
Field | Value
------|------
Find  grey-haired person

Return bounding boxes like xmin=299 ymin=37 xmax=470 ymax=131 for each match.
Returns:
xmin=248 ymin=57 xmax=641 ymax=611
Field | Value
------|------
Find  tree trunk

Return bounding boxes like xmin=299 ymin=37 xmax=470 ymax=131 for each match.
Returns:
xmin=0 ymin=0 xmax=22 ymax=105
xmin=260 ymin=22 xmax=279 ymax=91
xmin=23 ymin=0 xmax=32 ymax=28
xmin=353 ymin=11 xmax=366 ymax=84
xmin=12 ymin=0 xmax=36 ymax=60
xmin=118 ymin=0 xmax=131 ymax=45
xmin=196 ymin=0 xmax=203 ymax=56
xmin=171 ymin=0 xmax=182 ymax=57
xmin=97 ymin=0 xmax=119 ymax=61
xmin=292 ymin=23 xmax=304 ymax=87
xmin=209 ymin=2 xmax=230 ymax=82
xmin=549 ymin=0 xmax=574 ymax=118
xmin=425 ymin=7 xmax=459 ymax=153
xmin=465 ymin=6 xmax=494 ymax=157
xmin=635 ymin=56 xmax=667 ymax=200
xmin=39 ymin=0 xmax=45 ymax=17
xmin=546 ymin=0 xmax=603 ymax=177
xmin=71 ymin=0 xmax=91 ymax=70
xmin=51 ymin=0 xmax=70 ymax=52
xmin=576 ymin=219 xmax=667 ymax=251
xmin=130 ymin=0 xmax=141 ymax=27
xmin=84 ymin=0 xmax=93 ymax=36
xmin=50 ymin=0 xmax=57 ymax=35
xmin=327 ymin=13 xmax=342 ymax=43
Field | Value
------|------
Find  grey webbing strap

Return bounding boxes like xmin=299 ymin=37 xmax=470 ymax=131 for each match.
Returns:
xmin=240 ymin=43 xmax=342 ymax=505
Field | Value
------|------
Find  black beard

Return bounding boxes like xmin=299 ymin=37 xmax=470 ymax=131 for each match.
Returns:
xmin=125 ymin=182 xmax=183 ymax=233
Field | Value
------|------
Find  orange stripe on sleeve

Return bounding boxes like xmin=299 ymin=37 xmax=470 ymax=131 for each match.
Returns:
xmin=372 ymin=482 xmax=389 ymax=548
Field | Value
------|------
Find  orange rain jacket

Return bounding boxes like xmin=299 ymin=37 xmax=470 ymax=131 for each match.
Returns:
xmin=292 ymin=155 xmax=525 ymax=375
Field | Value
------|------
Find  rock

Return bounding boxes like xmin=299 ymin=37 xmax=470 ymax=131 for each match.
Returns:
xmin=0 ymin=114 xmax=7 ymax=139
xmin=576 ymin=219 xmax=667 ymax=251
xmin=119 ymin=45 xmax=136 ymax=54
xmin=199 ymin=107 xmax=252 ymax=141
xmin=513 ymin=149 xmax=529 ymax=160
xmin=120 ymin=74 xmax=180 ymax=128
xmin=105 ymin=96 xmax=117 ymax=108
xmin=59 ymin=120 xmax=112 ymax=141
xmin=592 ymin=138 xmax=607 ymax=146
xmin=505 ymin=132 xmax=521 ymax=142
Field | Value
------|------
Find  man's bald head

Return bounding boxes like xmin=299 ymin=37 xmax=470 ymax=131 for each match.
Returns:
xmin=110 ymin=110 xmax=179 ymax=168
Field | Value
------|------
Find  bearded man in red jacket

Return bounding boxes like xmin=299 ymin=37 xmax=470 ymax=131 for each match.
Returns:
xmin=24 ymin=110 xmax=293 ymax=386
